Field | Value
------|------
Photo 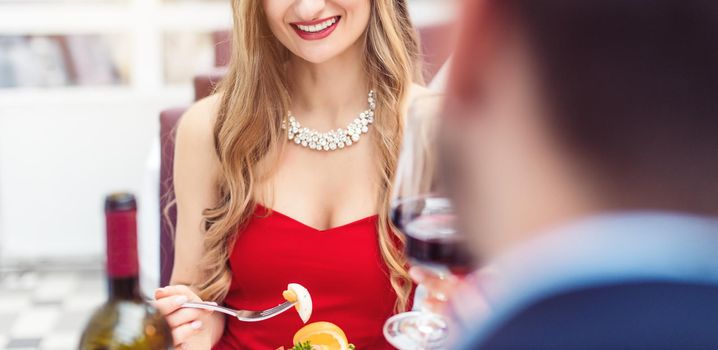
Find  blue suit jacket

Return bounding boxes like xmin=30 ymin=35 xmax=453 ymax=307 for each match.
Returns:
xmin=471 ymin=281 xmax=718 ymax=349
xmin=460 ymin=213 xmax=718 ymax=350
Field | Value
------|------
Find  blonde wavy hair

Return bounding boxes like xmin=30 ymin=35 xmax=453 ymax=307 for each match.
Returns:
xmin=195 ymin=0 xmax=422 ymax=312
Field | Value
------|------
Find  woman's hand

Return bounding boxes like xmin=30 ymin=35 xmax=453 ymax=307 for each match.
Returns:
xmin=154 ymin=285 xmax=217 ymax=349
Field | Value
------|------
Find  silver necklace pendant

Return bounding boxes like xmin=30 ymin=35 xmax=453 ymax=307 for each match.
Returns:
xmin=282 ymin=90 xmax=376 ymax=152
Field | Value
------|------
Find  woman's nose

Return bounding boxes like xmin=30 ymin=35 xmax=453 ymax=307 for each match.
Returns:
xmin=294 ymin=0 xmax=326 ymax=21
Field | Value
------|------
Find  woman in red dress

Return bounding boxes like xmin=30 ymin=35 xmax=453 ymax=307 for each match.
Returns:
xmin=154 ymin=0 xmax=428 ymax=348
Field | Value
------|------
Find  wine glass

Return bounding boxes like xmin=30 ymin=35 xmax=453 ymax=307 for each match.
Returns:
xmin=383 ymin=95 xmax=474 ymax=349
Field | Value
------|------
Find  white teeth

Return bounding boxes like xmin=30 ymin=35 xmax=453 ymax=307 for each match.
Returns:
xmin=296 ymin=17 xmax=337 ymax=33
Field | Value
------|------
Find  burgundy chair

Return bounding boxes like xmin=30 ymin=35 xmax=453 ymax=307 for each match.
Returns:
xmin=193 ymin=67 xmax=228 ymax=102
xmin=159 ymin=107 xmax=186 ymax=287
xmin=159 ymin=24 xmax=455 ymax=286
xmin=213 ymin=30 xmax=232 ymax=67
xmin=159 ymin=31 xmax=230 ymax=286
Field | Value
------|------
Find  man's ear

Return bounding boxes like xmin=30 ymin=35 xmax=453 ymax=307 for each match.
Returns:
xmin=448 ymin=0 xmax=505 ymax=112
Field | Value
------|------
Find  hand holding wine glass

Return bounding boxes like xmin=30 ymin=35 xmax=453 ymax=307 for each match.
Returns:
xmin=408 ymin=266 xmax=459 ymax=313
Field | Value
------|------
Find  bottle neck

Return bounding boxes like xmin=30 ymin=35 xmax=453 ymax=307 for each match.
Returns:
xmin=105 ymin=208 xmax=140 ymax=301
xmin=109 ymin=275 xmax=141 ymax=301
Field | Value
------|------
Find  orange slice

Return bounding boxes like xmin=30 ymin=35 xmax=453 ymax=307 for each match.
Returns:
xmin=293 ymin=322 xmax=350 ymax=350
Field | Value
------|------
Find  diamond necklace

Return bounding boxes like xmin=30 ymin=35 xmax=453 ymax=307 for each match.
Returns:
xmin=282 ymin=90 xmax=376 ymax=152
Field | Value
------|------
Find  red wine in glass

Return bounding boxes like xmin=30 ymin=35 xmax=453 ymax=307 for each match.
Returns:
xmin=392 ymin=196 xmax=475 ymax=273
xmin=384 ymin=196 xmax=473 ymax=349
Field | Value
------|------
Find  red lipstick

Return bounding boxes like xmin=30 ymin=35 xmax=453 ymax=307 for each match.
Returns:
xmin=290 ymin=16 xmax=341 ymax=41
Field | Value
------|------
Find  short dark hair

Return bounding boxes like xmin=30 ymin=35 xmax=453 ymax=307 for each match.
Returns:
xmin=503 ymin=0 xmax=718 ymax=212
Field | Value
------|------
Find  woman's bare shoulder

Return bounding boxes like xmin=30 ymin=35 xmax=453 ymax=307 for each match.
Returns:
xmin=409 ymin=83 xmax=435 ymax=99
xmin=408 ymin=83 xmax=445 ymax=104
xmin=175 ymin=93 xmax=224 ymax=180
xmin=403 ymin=83 xmax=444 ymax=115
xmin=177 ymin=92 xmax=223 ymax=138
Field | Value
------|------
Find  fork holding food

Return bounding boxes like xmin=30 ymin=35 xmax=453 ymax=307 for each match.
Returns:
xmin=155 ymin=283 xmax=313 ymax=348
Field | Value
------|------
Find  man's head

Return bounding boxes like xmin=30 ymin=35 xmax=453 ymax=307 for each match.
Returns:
xmin=444 ymin=0 xmax=718 ymax=259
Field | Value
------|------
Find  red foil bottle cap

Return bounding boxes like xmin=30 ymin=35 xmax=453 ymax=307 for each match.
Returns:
xmin=105 ymin=193 xmax=139 ymax=278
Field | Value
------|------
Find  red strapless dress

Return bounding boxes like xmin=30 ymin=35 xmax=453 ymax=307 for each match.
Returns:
xmin=213 ymin=205 xmax=401 ymax=349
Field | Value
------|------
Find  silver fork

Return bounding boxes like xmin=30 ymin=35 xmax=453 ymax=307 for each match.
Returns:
xmin=180 ymin=300 xmax=296 ymax=322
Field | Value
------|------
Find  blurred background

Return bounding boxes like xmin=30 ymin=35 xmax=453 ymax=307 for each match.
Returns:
xmin=0 ymin=0 xmax=232 ymax=271
xmin=0 ymin=0 xmax=457 ymax=348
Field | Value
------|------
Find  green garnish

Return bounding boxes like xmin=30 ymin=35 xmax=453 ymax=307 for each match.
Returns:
xmin=291 ymin=341 xmax=357 ymax=349
xmin=291 ymin=341 xmax=313 ymax=350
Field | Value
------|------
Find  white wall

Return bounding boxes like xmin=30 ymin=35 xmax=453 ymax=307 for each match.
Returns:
xmin=0 ymin=88 xmax=190 ymax=262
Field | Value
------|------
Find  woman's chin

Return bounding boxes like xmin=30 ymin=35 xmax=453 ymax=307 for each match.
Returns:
xmin=291 ymin=45 xmax=348 ymax=65
xmin=295 ymin=52 xmax=338 ymax=64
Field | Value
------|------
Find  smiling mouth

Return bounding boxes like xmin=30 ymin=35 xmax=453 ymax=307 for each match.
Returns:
xmin=290 ymin=16 xmax=341 ymax=40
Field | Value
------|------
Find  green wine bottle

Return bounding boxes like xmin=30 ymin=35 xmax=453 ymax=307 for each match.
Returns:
xmin=79 ymin=193 xmax=173 ymax=349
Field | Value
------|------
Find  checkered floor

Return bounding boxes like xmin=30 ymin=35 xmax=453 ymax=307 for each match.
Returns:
xmin=0 ymin=268 xmax=106 ymax=350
